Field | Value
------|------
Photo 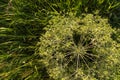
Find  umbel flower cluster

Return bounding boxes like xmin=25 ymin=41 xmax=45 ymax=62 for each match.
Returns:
xmin=36 ymin=14 xmax=120 ymax=80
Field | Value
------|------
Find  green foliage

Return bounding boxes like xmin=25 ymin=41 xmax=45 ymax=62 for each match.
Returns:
xmin=0 ymin=0 xmax=119 ymax=55
xmin=11 ymin=0 xmax=120 ymax=16
xmin=0 ymin=0 xmax=120 ymax=80
xmin=36 ymin=14 xmax=120 ymax=80
xmin=0 ymin=0 xmax=46 ymax=79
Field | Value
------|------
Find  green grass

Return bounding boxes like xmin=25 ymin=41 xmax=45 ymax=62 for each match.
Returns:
xmin=0 ymin=0 xmax=120 ymax=80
